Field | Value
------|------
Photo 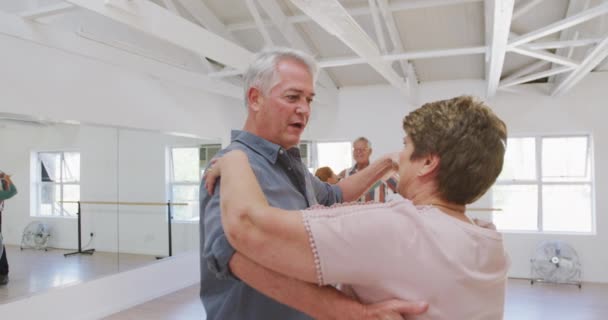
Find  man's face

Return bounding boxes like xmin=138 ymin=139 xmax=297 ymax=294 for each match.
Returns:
xmin=253 ymin=58 xmax=314 ymax=149
xmin=352 ymin=140 xmax=371 ymax=165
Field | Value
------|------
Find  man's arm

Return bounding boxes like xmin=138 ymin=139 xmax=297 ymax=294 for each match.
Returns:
xmin=207 ymin=151 xmax=426 ymax=319
xmin=229 ymin=252 xmax=427 ymax=320
xmin=337 ymin=156 xmax=396 ymax=202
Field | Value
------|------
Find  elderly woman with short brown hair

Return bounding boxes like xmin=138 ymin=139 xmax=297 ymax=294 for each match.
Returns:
xmin=206 ymin=95 xmax=509 ymax=319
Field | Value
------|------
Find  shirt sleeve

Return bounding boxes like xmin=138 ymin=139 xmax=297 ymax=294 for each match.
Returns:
xmin=0 ymin=182 xmax=17 ymax=201
xmin=200 ymin=175 xmax=237 ymax=281
xmin=302 ymin=200 xmax=419 ymax=286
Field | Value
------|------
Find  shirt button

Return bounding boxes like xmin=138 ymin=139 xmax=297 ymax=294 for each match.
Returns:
xmin=279 ymin=149 xmax=284 ymax=155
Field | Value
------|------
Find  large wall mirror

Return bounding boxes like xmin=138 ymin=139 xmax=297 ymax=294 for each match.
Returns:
xmin=0 ymin=113 xmax=218 ymax=304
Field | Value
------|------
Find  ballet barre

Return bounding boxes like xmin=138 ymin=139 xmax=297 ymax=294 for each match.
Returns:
xmin=60 ymin=200 xmax=187 ymax=258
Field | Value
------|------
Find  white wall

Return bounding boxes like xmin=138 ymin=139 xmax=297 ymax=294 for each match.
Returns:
xmin=0 ymin=33 xmax=244 ymax=140
xmin=330 ymin=74 xmax=608 ymax=283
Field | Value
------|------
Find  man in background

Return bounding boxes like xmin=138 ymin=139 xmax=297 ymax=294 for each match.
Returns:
xmin=339 ymin=137 xmax=398 ymax=202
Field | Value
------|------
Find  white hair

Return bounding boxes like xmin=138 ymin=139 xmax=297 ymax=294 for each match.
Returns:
xmin=242 ymin=47 xmax=318 ymax=107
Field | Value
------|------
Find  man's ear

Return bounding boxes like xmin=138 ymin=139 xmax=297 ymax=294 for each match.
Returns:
xmin=418 ymin=154 xmax=440 ymax=177
xmin=247 ymin=87 xmax=264 ymax=112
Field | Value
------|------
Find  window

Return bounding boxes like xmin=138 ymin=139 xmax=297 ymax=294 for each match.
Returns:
xmin=298 ymin=141 xmax=352 ymax=174
xmin=169 ymin=144 xmax=220 ymax=221
xmin=492 ymin=135 xmax=594 ymax=233
xmin=36 ymin=151 xmax=80 ymax=217
xmin=316 ymin=141 xmax=352 ymax=175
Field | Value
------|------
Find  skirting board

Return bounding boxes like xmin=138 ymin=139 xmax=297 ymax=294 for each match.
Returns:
xmin=0 ymin=251 xmax=200 ymax=319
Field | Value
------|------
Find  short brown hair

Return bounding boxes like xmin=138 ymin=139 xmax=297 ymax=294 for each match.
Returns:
xmin=402 ymin=95 xmax=507 ymax=205
xmin=315 ymin=166 xmax=335 ymax=182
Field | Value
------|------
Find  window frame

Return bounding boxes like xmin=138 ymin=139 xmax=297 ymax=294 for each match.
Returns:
xmin=33 ymin=150 xmax=81 ymax=218
xmin=168 ymin=144 xmax=221 ymax=222
xmin=299 ymin=140 xmax=353 ymax=174
xmin=493 ymin=133 xmax=595 ymax=234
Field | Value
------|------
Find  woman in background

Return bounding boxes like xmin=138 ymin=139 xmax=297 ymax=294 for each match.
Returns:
xmin=0 ymin=171 xmax=18 ymax=285
xmin=314 ymin=166 xmax=339 ymax=184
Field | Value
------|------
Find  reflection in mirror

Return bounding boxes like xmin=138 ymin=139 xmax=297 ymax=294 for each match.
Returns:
xmin=0 ymin=115 xmax=218 ymax=304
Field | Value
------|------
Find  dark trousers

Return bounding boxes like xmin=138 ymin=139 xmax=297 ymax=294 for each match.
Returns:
xmin=0 ymin=219 xmax=7 ymax=275
xmin=0 ymin=245 xmax=7 ymax=275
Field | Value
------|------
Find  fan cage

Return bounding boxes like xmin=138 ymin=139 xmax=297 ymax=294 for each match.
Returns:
xmin=20 ymin=221 xmax=51 ymax=251
xmin=530 ymin=240 xmax=582 ymax=289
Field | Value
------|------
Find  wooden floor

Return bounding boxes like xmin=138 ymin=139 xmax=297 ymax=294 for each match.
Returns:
xmin=105 ymin=278 xmax=608 ymax=320
xmin=0 ymin=244 xmax=157 ymax=303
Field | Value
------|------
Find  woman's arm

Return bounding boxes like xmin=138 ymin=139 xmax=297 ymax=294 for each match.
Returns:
xmin=215 ymin=150 xmax=317 ymax=283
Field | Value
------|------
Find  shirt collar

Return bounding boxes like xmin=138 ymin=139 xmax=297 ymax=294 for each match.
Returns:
xmin=231 ymin=130 xmax=301 ymax=164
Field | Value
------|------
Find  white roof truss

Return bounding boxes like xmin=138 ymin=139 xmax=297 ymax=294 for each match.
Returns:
xmin=551 ymin=35 xmax=608 ymax=96
xmin=21 ymin=2 xmax=77 ymax=20
xmin=376 ymin=0 xmax=419 ymax=102
xmin=368 ymin=0 xmax=388 ymax=54
xmin=500 ymin=60 xmax=549 ymax=84
xmin=511 ymin=0 xmax=546 ymax=21
xmin=549 ymin=0 xmax=590 ymax=83
xmin=485 ymin=0 xmax=514 ymax=97
xmin=500 ymin=65 xmax=573 ymax=89
xmin=227 ymin=0 xmax=483 ymax=32
xmin=288 ymin=0 xmax=408 ymax=97
xmin=66 ymin=0 xmax=253 ymax=72
xmin=319 ymin=45 xmax=487 ymax=68
xmin=508 ymin=46 xmax=580 ymax=68
xmin=509 ymin=1 xmax=608 ymax=48
xmin=175 ymin=0 xmax=239 ymax=43
xmin=244 ymin=0 xmax=274 ymax=46
xmin=255 ymin=0 xmax=338 ymax=101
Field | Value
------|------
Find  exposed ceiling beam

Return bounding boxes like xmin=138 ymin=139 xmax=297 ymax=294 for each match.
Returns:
xmin=551 ymin=35 xmax=608 ymax=95
xmin=509 ymin=46 xmax=580 ymax=68
xmin=176 ymin=0 xmax=239 ymax=43
xmin=319 ymin=46 xmax=487 ymax=68
xmin=255 ymin=0 xmax=338 ymax=97
xmin=368 ymin=0 xmax=388 ymax=54
xmin=288 ymin=0 xmax=408 ymax=96
xmin=499 ymin=65 xmax=572 ymax=89
xmin=244 ymin=0 xmax=274 ymax=46
xmin=376 ymin=0 xmax=418 ymax=102
xmin=66 ymin=0 xmax=253 ymax=72
xmin=227 ymin=0 xmax=483 ymax=32
xmin=0 ymin=11 xmax=241 ymax=99
xmin=512 ymin=0 xmax=546 ymax=21
xmin=509 ymin=2 xmax=608 ymax=48
xmin=521 ymin=37 xmax=600 ymax=50
xmin=161 ymin=0 xmax=179 ymax=15
xmin=550 ymin=0 xmax=590 ymax=83
xmin=485 ymin=0 xmax=514 ymax=97
xmin=21 ymin=3 xmax=77 ymax=20
xmin=500 ymin=60 xmax=549 ymax=84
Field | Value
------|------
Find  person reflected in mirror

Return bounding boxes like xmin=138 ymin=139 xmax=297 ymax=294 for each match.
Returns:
xmin=0 ymin=171 xmax=18 ymax=285
xmin=207 ymin=95 xmax=510 ymax=320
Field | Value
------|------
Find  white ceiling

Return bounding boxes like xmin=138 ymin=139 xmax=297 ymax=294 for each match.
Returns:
xmin=2 ymin=0 xmax=608 ymax=100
